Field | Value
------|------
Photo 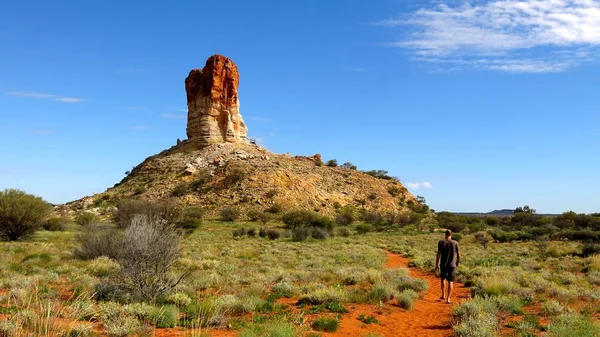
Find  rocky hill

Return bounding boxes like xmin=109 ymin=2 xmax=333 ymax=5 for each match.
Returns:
xmin=68 ymin=55 xmax=422 ymax=218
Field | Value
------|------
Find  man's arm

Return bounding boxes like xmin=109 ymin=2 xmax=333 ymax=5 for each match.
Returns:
xmin=435 ymin=241 xmax=441 ymax=270
xmin=456 ymin=243 xmax=461 ymax=266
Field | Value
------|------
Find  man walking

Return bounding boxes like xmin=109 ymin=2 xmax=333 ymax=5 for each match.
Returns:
xmin=435 ymin=229 xmax=460 ymax=304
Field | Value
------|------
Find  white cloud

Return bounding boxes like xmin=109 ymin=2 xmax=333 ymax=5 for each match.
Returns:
xmin=131 ymin=126 xmax=151 ymax=130
xmin=406 ymin=182 xmax=433 ymax=190
xmin=381 ymin=0 xmax=600 ymax=72
xmin=5 ymin=91 xmax=83 ymax=103
xmin=161 ymin=114 xmax=186 ymax=119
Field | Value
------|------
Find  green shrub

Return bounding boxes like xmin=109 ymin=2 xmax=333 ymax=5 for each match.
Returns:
xmin=259 ymin=227 xmax=268 ymax=238
xmin=247 ymin=210 xmax=262 ymax=221
xmin=171 ymin=183 xmax=188 ymax=196
xmin=238 ymin=321 xmax=298 ymax=337
xmin=232 ymin=228 xmax=247 ymax=238
xmin=311 ymin=228 xmax=329 ymax=240
xmin=266 ymin=203 xmax=283 ymax=214
xmin=247 ymin=228 xmax=257 ymax=237
xmin=220 ymin=207 xmax=240 ymax=222
xmin=326 ymin=159 xmax=338 ymax=167
xmin=112 ymin=199 xmax=180 ymax=229
xmin=151 ymin=305 xmax=179 ymax=328
xmin=337 ymin=227 xmax=351 ymax=237
xmin=266 ymin=229 xmax=280 ymax=240
xmin=73 ymin=223 xmax=122 ymax=260
xmin=547 ymin=313 xmax=600 ymax=337
xmin=397 ymin=290 xmax=418 ymax=310
xmin=356 ymin=223 xmax=373 ymax=235
xmin=44 ymin=217 xmax=67 ymax=231
xmin=311 ymin=215 xmax=334 ymax=231
xmin=87 ymin=256 xmax=121 ymax=277
xmin=103 ymin=315 xmax=144 ymax=337
xmin=282 ymin=210 xmax=316 ymax=228
xmin=175 ymin=206 xmax=204 ymax=230
xmin=0 ymin=189 xmax=53 ymax=240
xmin=452 ymin=233 xmax=463 ymax=241
xmin=541 ymin=300 xmax=563 ymax=316
xmin=292 ymin=228 xmax=310 ymax=242
xmin=357 ymin=314 xmax=379 ymax=324
xmin=581 ymin=243 xmax=600 ymax=257
xmin=335 ymin=211 xmax=355 ymax=226
xmin=341 ymin=162 xmax=357 ymax=170
xmin=311 ymin=317 xmax=339 ymax=332
xmin=366 ymin=284 xmax=395 ymax=303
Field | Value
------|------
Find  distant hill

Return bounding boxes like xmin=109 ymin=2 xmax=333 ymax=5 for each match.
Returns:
xmin=452 ymin=209 xmax=558 ymax=217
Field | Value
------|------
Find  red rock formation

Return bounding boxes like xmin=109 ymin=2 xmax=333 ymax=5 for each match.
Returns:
xmin=186 ymin=55 xmax=248 ymax=144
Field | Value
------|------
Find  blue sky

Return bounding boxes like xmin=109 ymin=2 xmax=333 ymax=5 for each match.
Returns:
xmin=1 ymin=0 xmax=599 ymax=213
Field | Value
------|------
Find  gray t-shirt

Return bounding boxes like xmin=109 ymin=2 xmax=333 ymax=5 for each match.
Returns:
xmin=438 ymin=239 xmax=460 ymax=268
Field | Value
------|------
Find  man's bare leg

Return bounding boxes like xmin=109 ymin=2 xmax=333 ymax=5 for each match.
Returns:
xmin=446 ymin=281 xmax=454 ymax=303
xmin=440 ymin=279 xmax=446 ymax=300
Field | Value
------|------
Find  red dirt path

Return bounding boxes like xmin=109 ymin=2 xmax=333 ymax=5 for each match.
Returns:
xmin=323 ymin=252 xmax=470 ymax=337
xmin=150 ymin=251 xmax=470 ymax=337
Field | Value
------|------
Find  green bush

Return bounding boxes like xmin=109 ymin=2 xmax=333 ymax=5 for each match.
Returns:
xmin=75 ymin=211 xmax=96 ymax=226
xmin=356 ymin=224 xmax=373 ymax=235
xmin=547 ymin=313 xmax=600 ymax=337
xmin=397 ymin=290 xmax=418 ymax=310
xmin=337 ymin=227 xmax=351 ymax=237
xmin=266 ymin=203 xmax=283 ymax=214
xmin=388 ymin=186 xmax=402 ymax=197
xmin=73 ymin=224 xmax=122 ymax=260
xmin=112 ymin=199 xmax=180 ymax=229
xmin=175 ymin=206 xmax=204 ymax=230
xmin=0 ymin=189 xmax=52 ymax=240
xmin=247 ymin=210 xmax=262 ymax=221
xmin=220 ymin=207 xmax=240 ymax=222
xmin=266 ymin=229 xmax=280 ymax=240
xmin=335 ymin=211 xmax=355 ymax=226
xmin=44 ymin=217 xmax=67 ymax=231
xmin=326 ymin=159 xmax=338 ymax=167
xmin=292 ymin=228 xmax=309 ymax=242
xmin=311 ymin=228 xmax=329 ymax=240
xmin=151 ymin=305 xmax=179 ymax=328
xmin=282 ymin=210 xmax=316 ymax=228
xmin=311 ymin=317 xmax=339 ymax=332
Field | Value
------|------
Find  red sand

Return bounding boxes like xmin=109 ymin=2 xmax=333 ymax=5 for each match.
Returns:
xmin=323 ymin=252 xmax=471 ymax=337
xmin=149 ymin=251 xmax=471 ymax=337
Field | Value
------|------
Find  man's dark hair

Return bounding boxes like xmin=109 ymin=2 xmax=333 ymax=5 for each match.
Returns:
xmin=445 ymin=229 xmax=452 ymax=237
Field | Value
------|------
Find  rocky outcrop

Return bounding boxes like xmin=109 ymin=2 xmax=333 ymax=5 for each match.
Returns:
xmin=186 ymin=55 xmax=248 ymax=145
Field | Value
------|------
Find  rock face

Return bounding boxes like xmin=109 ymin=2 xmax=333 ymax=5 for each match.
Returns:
xmin=186 ymin=55 xmax=248 ymax=144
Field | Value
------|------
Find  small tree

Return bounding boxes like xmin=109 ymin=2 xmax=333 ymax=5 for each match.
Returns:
xmin=119 ymin=215 xmax=187 ymax=302
xmin=220 ymin=207 xmax=240 ymax=222
xmin=0 ymin=189 xmax=52 ymax=240
xmin=474 ymin=232 xmax=492 ymax=249
xmin=326 ymin=159 xmax=338 ymax=167
xmin=113 ymin=199 xmax=180 ymax=229
xmin=341 ymin=162 xmax=357 ymax=170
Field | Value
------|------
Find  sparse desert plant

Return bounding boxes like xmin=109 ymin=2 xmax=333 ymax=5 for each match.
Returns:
xmin=335 ymin=211 xmax=355 ymax=226
xmin=282 ymin=210 xmax=317 ymax=228
xmin=312 ymin=317 xmax=339 ymax=332
xmin=112 ymin=199 xmax=179 ymax=229
xmin=547 ymin=313 xmax=600 ymax=337
xmin=338 ymin=227 xmax=351 ymax=237
xmin=247 ymin=209 xmax=262 ymax=221
xmin=247 ymin=228 xmax=257 ymax=237
xmin=75 ymin=211 xmax=96 ymax=226
xmin=356 ymin=224 xmax=373 ymax=235
xmin=73 ymin=223 xmax=122 ymax=260
xmin=326 ymin=159 xmax=338 ymax=167
xmin=266 ymin=229 xmax=281 ymax=240
xmin=541 ymin=300 xmax=563 ymax=316
xmin=224 ymin=165 xmax=247 ymax=185
xmin=150 ymin=305 xmax=179 ymax=328
xmin=171 ymin=182 xmax=188 ymax=196
xmin=0 ymin=188 xmax=53 ymax=240
xmin=266 ymin=203 xmax=283 ymax=214
xmin=238 ymin=321 xmax=298 ymax=337
xmin=103 ymin=315 xmax=145 ymax=337
xmin=232 ymin=228 xmax=247 ymax=238
xmin=341 ymin=162 xmax=357 ymax=170
xmin=118 ymin=215 xmax=188 ymax=302
xmin=474 ymin=232 xmax=492 ymax=249
xmin=387 ymin=186 xmax=401 ymax=197
xmin=167 ymin=292 xmax=192 ymax=308
xmin=87 ymin=256 xmax=121 ymax=277
xmin=397 ymin=289 xmax=419 ymax=309
xmin=259 ymin=227 xmax=268 ymax=238
xmin=292 ymin=227 xmax=310 ymax=242
xmin=175 ymin=206 xmax=204 ymax=231
xmin=44 ymin=216 xmax=67 ymax=231
xmin=311 ymin=227 xmax=329 ymax=240
xmin=220 ymin=207 xmax=240 ymax=222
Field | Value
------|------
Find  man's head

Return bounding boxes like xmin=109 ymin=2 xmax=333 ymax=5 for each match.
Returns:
xmin=445 ymin=229 xmax=452 ymax=239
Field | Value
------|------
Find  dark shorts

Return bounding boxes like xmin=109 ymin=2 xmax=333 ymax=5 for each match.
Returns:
xmin=440 ymin=266 xmax=456 ymax=282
